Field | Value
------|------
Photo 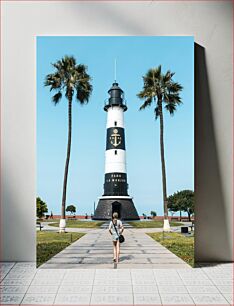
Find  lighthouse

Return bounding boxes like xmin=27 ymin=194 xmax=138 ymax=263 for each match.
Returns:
xmin=93 ymin=82 xmax=139 ymax=220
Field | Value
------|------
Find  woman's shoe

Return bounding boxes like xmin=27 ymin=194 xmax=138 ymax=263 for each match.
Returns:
xmin=113 ymin=258 xmax=116 ymax=262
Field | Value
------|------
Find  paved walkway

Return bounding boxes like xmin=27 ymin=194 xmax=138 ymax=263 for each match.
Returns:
xmin=0 ymin=262 xmax=232 ymax=305
xmin=40 ymin=225 xmax=191 ymax=269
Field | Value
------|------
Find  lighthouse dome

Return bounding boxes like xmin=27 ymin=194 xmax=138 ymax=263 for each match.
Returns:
xmin=104 ymin=82 xmax=127 ymax=111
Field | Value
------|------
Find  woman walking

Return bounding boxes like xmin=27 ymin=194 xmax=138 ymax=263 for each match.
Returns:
xmin=109 ymin=212 xmax=124 ymax=263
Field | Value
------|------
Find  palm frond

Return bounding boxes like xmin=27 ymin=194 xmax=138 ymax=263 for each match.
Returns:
xmin=67 ymin=55 xmax=76 ymax=67
xmin=61 ymin=55 xmax=76 ymax=71
xmin=165 ymin=93 xmax=182 ymax=105
xmin=167 ymin=81 xmax=183 ymax=93
xmin=45 ymin=55 xmax=92 ymax=105
xmin=76 ymin=64 xmax=86 ymax=75
xmin=143 ymin=66 xmax=162 ymax=88
xmin=44 ymin=73 xmax=62 ymax=90
xmin=164 ymin=102 xmax=177 ymax=115
xmin=75 ymin=77 xmax=93 ymax=104
xmin=137 ymin=88 xmax=155 ymax=100
xmin=153 ymin=65 xmax=162 ymax=79
xmin=52 ymin=92 xmax=62 ymax=105
xmin=163 ymin=70 xmax=174 ymax=84
xmin=137 ymin=65 xmax=183 ymax=121
xmin=137 ymin=90 xmax=146 ymax=99
xmin=52 ymin=60 xmax=63 ymax=71
xmin=139 ymin=97 xmax=153 ymax=110
xmin=154 ymin=106 xmax=160 ymax=120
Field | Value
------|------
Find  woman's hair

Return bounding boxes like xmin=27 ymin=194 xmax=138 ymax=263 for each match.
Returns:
xmin=112 ymin=212 xmax=118 ymax=219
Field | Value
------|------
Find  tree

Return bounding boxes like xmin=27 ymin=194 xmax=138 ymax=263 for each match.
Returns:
xmin=180 ymin=190 xmax=194 ymax=221
xmin=37 ymin=197 xmax=48 ymax=219
xmin=168 ymin=192 xmax=183 ymax=221
xmin=66 ymin=204 xmax=76 ymax=215
xmin=137 ymin=66 xmax=183 ymax=231
xmin=45 ymin=56 xmax=92 ymax=232
xmin=168 ymin=190 xmax=194 ymax=221
xmin=150 ymin=211 xmax=157 ymax=217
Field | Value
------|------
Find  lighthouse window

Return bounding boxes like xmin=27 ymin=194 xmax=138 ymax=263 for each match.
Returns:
xmin=115 ymin=150 xmax=117 ymax=155
xmin=114 ymin=121 xmax=117 ymax=126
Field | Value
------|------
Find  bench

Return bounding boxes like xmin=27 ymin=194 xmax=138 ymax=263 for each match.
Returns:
xmin=181 ymin=222 xmax=194 ymax=234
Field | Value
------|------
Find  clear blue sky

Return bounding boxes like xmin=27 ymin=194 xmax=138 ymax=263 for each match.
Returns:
xmin=37 ymin=36 xmax=194 ymax=216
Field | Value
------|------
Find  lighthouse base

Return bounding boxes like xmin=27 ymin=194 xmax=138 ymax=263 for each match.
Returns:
xmin=93 ymin=196 xmax=139 ymax=220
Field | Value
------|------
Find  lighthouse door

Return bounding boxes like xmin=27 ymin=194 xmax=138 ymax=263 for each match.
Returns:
xmin=112 ymin=201 xmax=121 ymax=219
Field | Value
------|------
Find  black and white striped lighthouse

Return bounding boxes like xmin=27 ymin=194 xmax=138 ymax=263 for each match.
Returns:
xmin=93 ymin=82 xmax=139 ymax=220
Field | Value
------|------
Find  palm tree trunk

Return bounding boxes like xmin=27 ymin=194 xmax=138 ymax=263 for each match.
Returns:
xmin=158 ymin=101 xmax=168 ymax=220
xmin=61 ymin=96 xmax=72 ymax=220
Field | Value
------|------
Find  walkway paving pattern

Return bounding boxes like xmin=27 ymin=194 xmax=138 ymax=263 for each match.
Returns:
xmin=0 ymin=262 xmax=232 ymax=305
xmin=40 ymin=225 xmax=190 ymax=269
xmin=1 ymin=224 xmax=233 ymax=304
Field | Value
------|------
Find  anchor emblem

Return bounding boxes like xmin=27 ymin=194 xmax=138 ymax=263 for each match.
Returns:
xmin=110 ymin=129 xmax=122 ymax=147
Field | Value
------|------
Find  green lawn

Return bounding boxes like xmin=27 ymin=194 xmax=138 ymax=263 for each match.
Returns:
xmin=37 ymin=231 xmax=85 ymax=267
xmin=128 ymin=220 xmax=183 ymax=228
xmin=48 ymin=220 xmax=105 ymax=228
xmin=148 ymin=232 xmax=194 ymax=267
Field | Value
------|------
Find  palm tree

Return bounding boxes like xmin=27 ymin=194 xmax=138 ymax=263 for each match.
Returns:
xmin=45 ymin=55 xmax=92 ymax=232
xmin=137 ymin=65 xmax=183 ymax=231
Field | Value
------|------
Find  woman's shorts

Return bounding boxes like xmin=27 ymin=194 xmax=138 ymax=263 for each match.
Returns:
xmin=112 ymin=234 xmax=119 ymax=241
